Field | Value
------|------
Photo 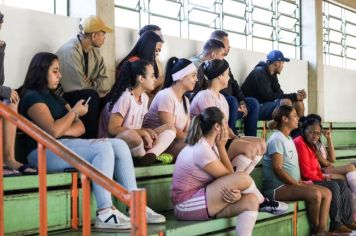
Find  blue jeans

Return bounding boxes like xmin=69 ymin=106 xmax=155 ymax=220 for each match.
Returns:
xmin=28 ymin=138 xmax=137 ymax=209
xmin=258 ymin=100 xmax=281 ymax=121
xmin=225 ymin=96 xmax=259 ymax=136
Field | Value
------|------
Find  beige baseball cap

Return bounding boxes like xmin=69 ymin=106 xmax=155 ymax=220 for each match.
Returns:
xmin=80 ymin=15 xmax=113 ymax=33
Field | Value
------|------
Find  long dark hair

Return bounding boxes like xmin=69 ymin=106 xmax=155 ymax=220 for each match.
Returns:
xmin=268 ymin=105 xmax=294 ymax=130
xmin=107 ymin=60 xmax=151 ymax=112
xmin=116 ymin=31 xmax=163 ymax=78
xmin=163 ymin=57 xmax=193 ymax=114
xmin=193 ymin=59 xmax=229 ymax=98
xmin=22 ymin=52 xmax=59 ymax=92
xmin=185 ymin=107 xmax=224 ymax=145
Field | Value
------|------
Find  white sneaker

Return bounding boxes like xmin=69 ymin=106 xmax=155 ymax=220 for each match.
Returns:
xmin=146 ymin=207 xmax=166 ymax=224
xmin=95 ymin=208 xmax=131 ymax=229
xmin=259 ymin=198 xmax=289 ymax=215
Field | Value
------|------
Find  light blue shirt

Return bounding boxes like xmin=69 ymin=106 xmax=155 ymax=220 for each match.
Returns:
xmin=262 ymin=130 xmax=301 ymax=192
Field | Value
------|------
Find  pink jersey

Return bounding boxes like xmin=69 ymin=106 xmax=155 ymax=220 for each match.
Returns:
xmin=98 ymin=89 xmax=148 ymax=138
xmin=143 ymin=87 xmax=190 ymax=131
xmin=190 ymin=89 xmax=229 ymax=119
xmin=171 ymin=138 xmax=219 ymax=205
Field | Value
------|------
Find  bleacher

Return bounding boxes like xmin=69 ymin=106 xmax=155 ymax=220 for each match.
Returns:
xmin=4 ymin=121 xmax=356 ymax=235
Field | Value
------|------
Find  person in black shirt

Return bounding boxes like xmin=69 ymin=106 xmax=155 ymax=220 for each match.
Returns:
xmin=209 ymin=30 xmax=260 ymax=136
xmin=241 ymin=50 xmax=306 ymax=120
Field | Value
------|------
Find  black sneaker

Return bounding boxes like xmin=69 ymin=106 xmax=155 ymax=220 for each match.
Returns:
xmin=259 ymin=198 xmax=289 ymax=215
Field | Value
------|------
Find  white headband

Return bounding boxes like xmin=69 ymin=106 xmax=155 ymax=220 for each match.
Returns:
xmin=172 ymin=63 xmax=197 ymax=81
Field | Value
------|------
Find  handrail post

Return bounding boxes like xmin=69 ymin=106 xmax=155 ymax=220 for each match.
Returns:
xmin=38 ymin=143 xmax=47 ymax=236
xmin=293 ymin=202 xmax=298 ymax=236
xmin=81 ymin=174 xmax=91 ymax=236
xmin=130 ymin=189 xmax=147 ymax=236
xmin=0 ymin=118 xmax=4 ymax=236
xmin=71 ymin=172 xmax=79 ymax=229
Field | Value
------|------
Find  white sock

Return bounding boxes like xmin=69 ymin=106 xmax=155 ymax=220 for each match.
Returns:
xmin=346 ymin=171 xmax=356 ymax=193
xmin=244 ymin=155 xmax=263 ymax=174
xmin=352 ymin=193 xmax=356 ymax=213
xmin=130 ymin=142 xmax=145 ymax=157
xmin=242 ymin=181 xmax=264 ymax=204
xmin=236 ymin=210 xmax=258 ymax=236
xmin=232 ymin=155 xmax=252 ymax=172
xmin=146 ymin=129 xmax=176 ymax=156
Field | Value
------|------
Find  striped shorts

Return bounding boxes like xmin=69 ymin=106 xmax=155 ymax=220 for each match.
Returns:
xmin=174 ymin=187 xmax=211 ymax=221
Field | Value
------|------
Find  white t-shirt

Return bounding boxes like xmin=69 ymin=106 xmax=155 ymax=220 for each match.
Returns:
xmin=143 ymin=87 xmax=190 ymax=131
xmin=190 ymin=89 xmax=229 ymax=119
xmin=171 ymin=138 xmax=218 ymax=204
xmin=98 ymin=89 xmax=148 ymax=138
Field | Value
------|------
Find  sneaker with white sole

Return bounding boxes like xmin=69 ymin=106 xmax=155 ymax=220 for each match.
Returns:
xmin=146 ymin=207 xmax=166 ymax=224
xmin=95 ymin=208 xmax=131 ymax=229
xmin=259 ymin=198 xmax=289 ymax=215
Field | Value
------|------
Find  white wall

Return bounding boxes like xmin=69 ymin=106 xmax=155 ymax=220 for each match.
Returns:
xmin=1 ymin=6 xmax=309 ymax=118
xmin=324 ymin=65 xmax=356 ymax=122
xmin=0 ymin=6 xmax=79 ymax=89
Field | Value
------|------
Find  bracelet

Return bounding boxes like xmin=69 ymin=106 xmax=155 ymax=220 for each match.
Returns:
xmin=72 ymin=108 xmax=79 ymax=121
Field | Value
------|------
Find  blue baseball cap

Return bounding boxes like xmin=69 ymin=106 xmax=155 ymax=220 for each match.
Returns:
xmin=266 ymin=50 xmax=290 ymax=62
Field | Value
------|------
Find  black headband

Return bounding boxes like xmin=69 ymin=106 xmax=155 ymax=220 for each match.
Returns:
xmin=203 ymin=59 xmax=229 ymax=81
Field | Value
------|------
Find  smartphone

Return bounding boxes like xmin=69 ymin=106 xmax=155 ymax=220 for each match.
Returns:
xmin=84 ymin=96 xmax=91 ymax=106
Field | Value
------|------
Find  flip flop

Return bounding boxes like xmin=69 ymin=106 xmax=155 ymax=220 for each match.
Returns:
xmin=18 ymin=164 xmax=37 ymax=175
xmin=3 ymin=166 xmax=21 ymax=177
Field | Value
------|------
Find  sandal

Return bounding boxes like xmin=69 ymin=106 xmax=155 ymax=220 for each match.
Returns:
xmin=3 ymin=166 xmax=21 ymax=177
xmin=18 ymin=164 xmax=37 ymax=175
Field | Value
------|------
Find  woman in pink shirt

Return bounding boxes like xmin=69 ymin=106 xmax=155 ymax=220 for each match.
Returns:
xmin=143 ymin=57 xmax=197 ymax=157
xmin=99 ymin=60 xmax=176 ymax=166
xmin=172 ymin=107 xmax=261 ymax=236
xmin=191 ymin=59 xmax=266 ymax=174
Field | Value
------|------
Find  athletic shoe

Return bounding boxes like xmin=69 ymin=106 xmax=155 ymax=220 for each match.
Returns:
xmin=95 ymin=208 xmax=131 ymax=229
xmin=156 ymin=153 xmax=173 ymax=164
xmin=146 ymin=207 xmax=166 ymax=223
xmin=259 ymin=198 xmax=289 ymax=215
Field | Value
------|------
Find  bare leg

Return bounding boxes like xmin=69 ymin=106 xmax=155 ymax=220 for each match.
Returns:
xmin=327 ymin=164 xmax=355 ymax=175
xmin=206 ymin=171 xmax=257 ymax=216
xmin=239 ymin=136 xmax=266 ymax=155
xmin=116 ymin=130 xmax=145 ymax=157
xmin=165 ymin=138 xmax=186 ymax=159
xmin=3 ymin=102 xmax=25 ymax=170
xmin=227 ymin=139 xmax=258 ymax=160
xmin=275 ymin=184 xmax=331 ymax=233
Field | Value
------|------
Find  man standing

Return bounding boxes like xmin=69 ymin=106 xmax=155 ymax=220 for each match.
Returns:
xmin=241 ymin=50 xmax=306 ymax=120
xmin=56 ymin=15 xmax=114 ymax=138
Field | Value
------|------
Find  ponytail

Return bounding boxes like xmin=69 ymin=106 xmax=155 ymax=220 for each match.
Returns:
xmin=268 ymin=105 xmax=294 ymax=130
xmin=185 ymin=115 xmax=203 ymax=145
xmin=163 ymin=57 xmax=194 ymax=114
xmin=192 ymin=59 xmax=229 ymax=100
xmin=108 ymin=60 xmax=151 ymax=112
xmin=185 ymin=107 xmax=224 ymax=145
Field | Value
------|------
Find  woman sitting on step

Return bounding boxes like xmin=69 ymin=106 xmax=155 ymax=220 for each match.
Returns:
xmin=98 ymin=59 xmax=176 ymax=166
xmin=171 ymin=107 xmax=260 ymax=236
xmin=301 ymin=114 xmax=356 ymax=222
xmin=142 ymin=57 xmax=197 ymax=158
xmin=20 ymin=52 xmax=165 ymax=230
xmin=294 ymin=117 xmax=356 ymax=233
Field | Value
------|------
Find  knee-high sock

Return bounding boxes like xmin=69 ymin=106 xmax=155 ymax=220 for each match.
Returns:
xmin=232 ymin=155 xmax=252 ymax=172
xmin=130 ymin=141 xmax=145 ymax=157
xmin=146 ymin=130 xmax=176 ymax=156
xmin=236 ymin=210 xmax=258 ymax=236
xmin=346 ymin=171 xmax=356 ymax=193
xmin=244 ymin=155 xmax=263 ymax=174
xmin=242 ymin=181 xmax=264 ymax=204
